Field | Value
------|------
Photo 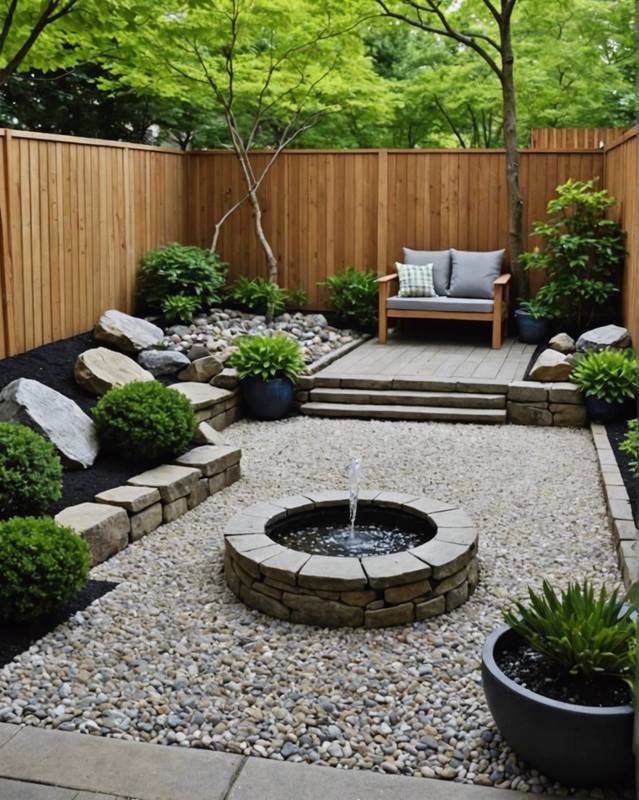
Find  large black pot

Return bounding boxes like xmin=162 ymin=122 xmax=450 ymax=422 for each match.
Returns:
xmin=482 ymin=626 xmax=634 ymax=787
xmin=240 ymin=376 xmax=295 ymax=420
xmin=585 ymin=396 xmax=636 ymax=423
xmin=514 ymin=310 xmax=550 ymax=344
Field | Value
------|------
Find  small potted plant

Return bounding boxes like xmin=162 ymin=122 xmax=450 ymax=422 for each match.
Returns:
xmin=482 ymin=581 xmax=634 ymax=787
xmin=228 ymin=334 xmax=305 ymax=420
xmin=514 ymin=296 xmax=553 ymax=344
xmin=571 ymin=348 xmax=637 ymax=422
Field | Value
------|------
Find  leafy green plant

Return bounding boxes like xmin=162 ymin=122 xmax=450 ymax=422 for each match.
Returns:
xmin=0 ymin=423 xmax=62 ymax=520
xmin=620 ymin=418 xmax=639 ymax=476
xmin=137 ymin=243 xmax=226 ymax=315
xmin=161 ymin=294 xmax=200 ymax=324
xmin=322 ymin=267 xmax=378 ymax=331
xmin=517 ymin=295 xmax=555 ymax=320
xmin=571 ymin=348 xmax=637 ymax=404
xmin=0 ymin=516 xmax=90 ymax=623
xmin=504 ymin=580 xmax=635 ymax=685
xmin=92 ymin=381 xmax=196 ymax=461
xmin=229 ymin=277 xmax=305 ymax=319
xmin=521 ymin=179 xmax=625 ymax=330
xmin=228 ymin=335 xmax=305 ymax=381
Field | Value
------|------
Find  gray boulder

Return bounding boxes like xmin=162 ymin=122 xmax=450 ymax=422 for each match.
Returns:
xmin=74 ymin=347 xmax=154 ymax=395
xmin=576 ymin=324 xmax=631 ymax=352
xmin=0 ymin=379 xmax=98 ymax=468
xmin=177 ymin=355 xmax=223 ymax=383
xmin=548 ymin=332 xmax=575 ymax=354
xmin=94 ymin=309 xmax=164 ymax=353
xmin=138 ymin=349 xmax=190 ymax=376
xmin=528 ymin=349 xmax=573 ymax=382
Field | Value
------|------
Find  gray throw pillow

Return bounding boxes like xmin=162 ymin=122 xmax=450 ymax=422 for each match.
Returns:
xmin=447 ymin=249 xmax=505 ymax=299
xmin=402 ymin=248 xmax=451 ymax=296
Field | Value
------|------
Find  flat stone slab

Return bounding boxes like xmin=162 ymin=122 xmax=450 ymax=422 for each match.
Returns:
xmin=225 ymin=514 xmax=267 ymax=535
xmin=410 ymin=540 xmax=473 ymax=579
xmin=176 ymin=445 xmax=241 ymax=477
xmin=178 ymin=355 xmax=223 ymax=382
xmin=168 ymin=382 xmax=230 ymax=410
xmin=128 ymin=464 xmax=201 ymax=502
xmin=55 ymin=502 xmax=129 ymax=566
xmin=95 ymin=485 xmax=161 ymax=513
xmin=94 ymin=309 xmax=164 ymax=353
xmin=298 ymin=555 xmax=367 ymax=591
xmin=75 ymin=347 xmax=154 ymax=395
xmin=302 ymin=490 xmax=350 ymax=508
xmin=260 ymin=549 xmax=311 ymax=584
xmin=362 ymin=551 xmax=432 ymax=588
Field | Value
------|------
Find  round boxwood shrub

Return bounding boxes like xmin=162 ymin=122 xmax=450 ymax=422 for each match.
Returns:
xmin=0 ymin=516 xmax=90 ymax=623
xmin=0 ymin=422 xmax=62 ymax=520
xmin=92 ymin=381 xmax=196 ymax=461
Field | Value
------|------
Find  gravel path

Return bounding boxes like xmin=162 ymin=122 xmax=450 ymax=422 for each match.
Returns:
xmin=0 ymin=418 xmax=626 ymax=797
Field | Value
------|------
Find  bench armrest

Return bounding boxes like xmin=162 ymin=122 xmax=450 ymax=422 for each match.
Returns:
xmin=377 ymin=273 xmax=398 ymax=284
xmin=493 ymin=273 xmax=511 ymax=286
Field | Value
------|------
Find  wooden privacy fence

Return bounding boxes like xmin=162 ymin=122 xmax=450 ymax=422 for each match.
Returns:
xmin=530 ymin=127 xmax=630 ymax=150
xmin=0 ymin=127 xmax=635 ymax=358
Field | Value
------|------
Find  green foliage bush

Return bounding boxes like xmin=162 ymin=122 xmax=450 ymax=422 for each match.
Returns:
xmin=620 ymin=418 xmax=639 ymax=476
xmin=137 ymin=242 xmax=226 ymax=316
xmin=161 ymin=294 xmax=200 ymax=324
xmin=571 ymin=348 xmax=637 ymax=404
xmin=92 ymin=381 xmax=196 ymax=461
xmin=322 ymin=267 xmax=378 ymax=331
xmin=0 ymin=516 xmax=90 ymax=623
xmin=229 ymin=276 xmax=306 ymax=318
xmin=517 ymin=295 xmax=554 ymax=319
xmin=521 ymin=179 xmax=625 ymax=330
xmin=0 ymin=423 xmax=62 ymax=520
xmin=504 ymin=580 xmax=635 ymax=684
xmin=228 ymin=335 xmax=305 ymax=382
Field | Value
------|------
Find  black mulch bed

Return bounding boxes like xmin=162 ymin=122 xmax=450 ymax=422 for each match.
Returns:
xmin=496 ymin=635 xmax=632 ymax=708
xmin=0 ymin=331 xmax=165 ymax=513
xmin=606 ymin=419 xmax=639 ymax=525
xmin=0 ymin=579 xmax=117 ymax=668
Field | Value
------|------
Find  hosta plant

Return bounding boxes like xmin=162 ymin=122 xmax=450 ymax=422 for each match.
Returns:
xmin=620 ymin=418 xmax=639 ymax=476
xmin=161 ymin=293 xmax=200 ymax=324
xmin=504 ymin=580 xmax=635 ymax=685
xmin=228 ymin=335 xmax=305 ymax=382
xmin=322 ymin=266 xmax=378 ymax=331
xmin=571 ymin=348 xmax=637 ymax=404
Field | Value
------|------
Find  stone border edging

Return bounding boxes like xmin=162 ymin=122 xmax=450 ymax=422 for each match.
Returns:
xmin=304 ymin=334 xmax=370 ymax=375
xmin=590 ymin=422 xmax=638 ymax=587
xmin=224 ymin=491 xmax=478 ymax=627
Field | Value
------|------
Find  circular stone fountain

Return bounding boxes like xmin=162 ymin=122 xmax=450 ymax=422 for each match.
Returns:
xmin=223 ymin=491 xmax=478 ymax=628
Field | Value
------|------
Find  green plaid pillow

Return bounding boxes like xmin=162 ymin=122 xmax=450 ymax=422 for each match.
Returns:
xmin=395 ymin=262 xmax=437 ymax=297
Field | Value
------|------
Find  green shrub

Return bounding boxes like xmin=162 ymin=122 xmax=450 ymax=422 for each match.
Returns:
xmin=571 ymin=348 xmax=637 ymax=404
xmin=0 ymin=423 xmax=62 ymax=520
xmin=0 ymin=516 xmax=90 ymax=622
xmin=322 ymin=267 xmax=378 ymax=331
xmin=504 ymin=580 xmax=635 ymax=684
xmin=92 ymin=381 xmax=196 ymax=461
xmin=228 ymin=335 xmax=305 ymax=381
xmin=229 ymin=277 xmax=305 ymax=318
xmin=521 ymin=179 xmax=625 ymax=330
xmin=620 ymin=418 xmax=639 ymax=476
xmin=161 ymin=294 xmax=200 ymax=324
xmin=137 ymin=243 xmax=226 ymax=315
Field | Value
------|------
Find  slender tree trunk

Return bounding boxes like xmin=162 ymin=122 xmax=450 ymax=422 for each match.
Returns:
xmin=248 ymin=187 xmax=278 ymax=280
xmin=500 ymin=21 xmax=526 ymax=297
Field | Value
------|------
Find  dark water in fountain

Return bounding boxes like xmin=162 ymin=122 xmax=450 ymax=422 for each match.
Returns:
xmin=268 ymin=506 xmax=434 ymax=557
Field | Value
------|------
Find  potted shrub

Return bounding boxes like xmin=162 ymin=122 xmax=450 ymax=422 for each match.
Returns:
xmin=228 ymin=335 xmax=305 ymax=420
xmin=514 ymin=296 xmax=553 ymax=344
xmin=571 ymin=348 xmax=637 ymax=422
xmin=482 ymin=581 xmax=634 ymax=787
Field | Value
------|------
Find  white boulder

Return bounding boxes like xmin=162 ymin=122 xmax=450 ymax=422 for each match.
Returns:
xmin=94 ymin=309 xmax=164 ymax=353
xmin=74 ymin=347 xmax=154 ymax=395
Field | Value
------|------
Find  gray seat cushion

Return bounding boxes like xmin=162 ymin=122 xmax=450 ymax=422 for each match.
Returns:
xmin=402 ymin=248 xmax=451 ymax=296
xmin=447 ymin=249 xmax=505 ymax=299
xmin=386 ymin=296 xmax=494 ymax=314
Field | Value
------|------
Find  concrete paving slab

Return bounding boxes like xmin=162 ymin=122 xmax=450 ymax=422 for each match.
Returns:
xmin=0 ymin=777 xmax=77 ymax=799
xmin=0 ymin=722 xmax=21 ymax=748
xmin=0 ymin=727 xmax=242 ymax=800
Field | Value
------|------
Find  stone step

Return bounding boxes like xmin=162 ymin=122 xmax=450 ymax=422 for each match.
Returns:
xmin=310 ymin=387 xmax=505 ymax=409
xmin=300 ymin=402 xmax=506 ymax=424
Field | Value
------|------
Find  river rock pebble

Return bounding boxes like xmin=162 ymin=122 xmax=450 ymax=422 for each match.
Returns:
xmin=0 ymin=419 xmax=626 ymax=798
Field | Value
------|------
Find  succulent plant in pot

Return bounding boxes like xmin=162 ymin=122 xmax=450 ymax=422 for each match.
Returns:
xmin=228 ymin=334 xmax=305 ymax=420
xmin=482 ymin=580 xmax=634 ymax=787
xmin=571 ymin=348 xmax=637 ymax=422
xmin=514 ymin=295 xmax=554 ymax=344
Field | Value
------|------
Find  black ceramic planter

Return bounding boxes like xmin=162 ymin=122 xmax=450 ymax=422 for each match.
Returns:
xmin=481 ymin=626 xmax=634 ymax=787
xmin=585 ymin=395 xmax=636 ymax=423
xmin=240 ymin=376 xmax=295 ymax=420
xmin=514 ymin=310 xmax=550 ymax=344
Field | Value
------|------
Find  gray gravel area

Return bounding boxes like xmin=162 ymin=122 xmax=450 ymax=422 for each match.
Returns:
xmin=0 ymin=418 xmax=626 ymax=797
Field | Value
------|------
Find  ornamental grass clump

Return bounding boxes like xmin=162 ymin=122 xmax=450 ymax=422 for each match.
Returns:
xmin=0 ymin=422 xmax=62 ymax=519
xmin=571 ymin=348 xmax=637 ymax=404
xmin=504 ymin=580 xmax=635 ymax=686
xmin=228 ymin=335 xmax=305 ymax=382
xmin=0 ymin=516 xmax=90 ymax=623
xmin=92 ymin=381 xmax=196 ymax=462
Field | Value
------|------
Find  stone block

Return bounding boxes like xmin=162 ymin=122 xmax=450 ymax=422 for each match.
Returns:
xmin=163 ymin=497 xmax=188 ymax=523
xmin=433 ymin=567 xmax=467 ymax=596
xmin=272 ymin=495 xmax=316 ymax=513
xmin=384 ymin=579 xmax=431 ymax=604
xmin=188 ymin=478 xmax=209 ymax=510
xmin=128 ymin=464 xmax=201 ymax=502
xmin=609 ymin=498 xmax=634 ymax=521
xmin=233 ymin=544 xmax=286 ymax=578
xmin=303 ymin=490 xmax=350 ymax=508
xmin=507 ymin=401 xmax=553 ymax=426
xmin=340 ymin=590 xmax=378 ymax=607
xmin=259 ymin=549 xmax=311 ymax=585
xmin=446 ymin=580 xmax=469 ymax=611
xmin=168 ymin=382 xmax=231 ymax=411
xmin=225 ymin=560 xmax=240 ymax=597
xmin=55 ymin=502 xmax=129 ymax=566
xmin=364 ymin=602 xmax=414 ymax=628
xmin=283 ymin=593 xmax=363 ymax=627
xmin=195 ymin=408 xmax=214 ymax=423
xmin=176 ymin=444 xmax=241 ymax=477
xmin=208 ymin=473 xmax=227 ymax=494
xmin=178 ymin=355 xmax=223 ymax=383
xmin=507 ymin=381 xmax=548 ymax=402
xmin=95 ymin=485 xmax=160 ymax=513
xmin=435 ymin=527 xmax=478 ymax=547
xmin=613 ymin=519 xmax=638 ymax=545
xmin=362 ymin=551 xmax=431 ymax=589
xmin=240 ymin=583 xmax=290 ymax=620
xmin=456 ymin=378 xmax=509 ymax=393
xmin=295 ymin=391 xmax=310 ymax=403
xmin=404 ymin=497 xmax=454 ymax=517
xmin=298 ymin=555 xmax=367 ymax=591
xmin=428 ymin=508 xmax=474 ymax=528
xmin=225 ymin=514 xmax=266 ymax=535
xmin=242 ymin=501 xmax=287 ymax=522
xmin=548 ymin=382 xmax=583 ymax=404
xmin=415 ymin=596 xmax=445 ymax=620
xmin=194 ymin=421 xmax=227 ymax=446
xmin=130 ymin=502 xmax=163 ymax=541
xmin=550 ymin=403 xmax=587 ymax=427
xmin=212 ymin=367 xmax=239 ymax=389
xmin=467 ymin=559 xmax=479 ymax=592
xmin=374 ymin=491 xmax=421 ymax=508
xmin=252 ymin=581 xmax=283 ymax=600
xmin=409 ymin=540 xmax=472 ymax=579
xmin=225 ymin=460 xmax=243 ymax=484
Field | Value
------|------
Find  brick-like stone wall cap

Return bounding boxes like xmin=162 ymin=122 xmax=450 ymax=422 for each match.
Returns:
xmin=428 ymin=508 xmax=474 ymax=528
xmin=168 ymin=382 xmax=231 ymax=410
xmin=507 ymin=381 xmax=548 ymax=402
xmin=361 ymin=551 xmax=432 ymax=588
xmin=435 ymin=526 xmax=478 ymax=547
xmin=403 ymin=497 xmax=455 ymax=516
xmin=225 ymin=514 xmax=268 ymax=535
xmin=176 ymin=444 xmax=241 ymax=476
xmin=128 ymin=464 xmax=201 ymax=502
xmin=409 ymin=540 xmax=472 ymax=578
xmin=303 ymin=490 xmax=351 ymax=507
xmin=55 ymin=502 xmax=129 ymax=534
xmin=271 ymin=495 xmax=316 ymax=513
xmin=259 ymin=549 xmax=311 ymax=584
xmin=298 ymin=555 xmax=368 ymax=590
xmin=242 ymin=501 xmax=288 ymax=522
xmin=95 ymin=485 xmax=161 ymax=512
xmin=374 ymin=491 xmax=421 ymax=508
xmin=227 ymin=533 xmax=277 ymax=554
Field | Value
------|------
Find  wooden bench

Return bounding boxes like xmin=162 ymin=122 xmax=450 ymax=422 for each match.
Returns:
xmin=377 ymin=272 xmax=511 ymax=349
